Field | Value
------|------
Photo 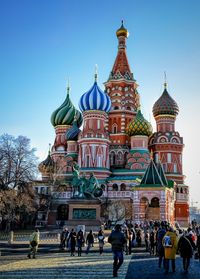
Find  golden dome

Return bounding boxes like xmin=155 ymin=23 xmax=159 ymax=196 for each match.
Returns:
xmin=116 ymin=20 xmax=129 ymax=38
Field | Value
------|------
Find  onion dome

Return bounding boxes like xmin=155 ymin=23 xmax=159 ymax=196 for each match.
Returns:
xmin=51 ymin=85 xmax=83 ymax=127
xmin=153 ymin=84 xmax=179 ymax=117
xmin=116 ymin=20 xmax=129 ymax=38
xmin=66 ymin=113 xmax=81 ymax=141
xmin=79 ymin=77 xmax=111 ymax=113
xmin=127 ymin=109 xmax=153 ymax=137
xmin=38 ymin=150 xmax=54 ymax=174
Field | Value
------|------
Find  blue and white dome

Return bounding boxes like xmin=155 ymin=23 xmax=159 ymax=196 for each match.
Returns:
xmin=79 ymin=81 xmax=111 ymax=113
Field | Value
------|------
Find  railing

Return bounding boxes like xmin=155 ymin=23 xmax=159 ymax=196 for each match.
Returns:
xmin=0 ymin=231 xmax=60 ymax=244
xmin=107 ymin=191 xmax=132 ymax=198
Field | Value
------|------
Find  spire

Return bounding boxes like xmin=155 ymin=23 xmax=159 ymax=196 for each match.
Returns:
xmin=94 ymin=64 xmax=98 ymax=82
xmin=67 ymin=79 xmax=70 ymax=95
xmin=108 ymin=22 xmax=133 ymax=81
xmin=164 ymin=71 xmax=167 ymax=89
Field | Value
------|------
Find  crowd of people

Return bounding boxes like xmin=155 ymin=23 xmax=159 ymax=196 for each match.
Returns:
xmin=27 ymin=220 xmax=200 ymax=277
xmin=59 ymin=227 xmax=105 ymax=256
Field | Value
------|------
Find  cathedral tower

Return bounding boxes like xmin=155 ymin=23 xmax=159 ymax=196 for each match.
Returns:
xmin=51 ymin=85 xmax=83 ymax=176
xmin=149 ymin=83 xmax=189 ymax=226
xmin=104 ymin=21 xmax=140 ymax=169
xmin=78 ymin=74 xmax=111 ymax=179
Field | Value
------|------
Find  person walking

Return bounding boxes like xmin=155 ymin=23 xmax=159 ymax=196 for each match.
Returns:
xmin=69 ymin=228 xmax=77 ymax=256
xmin=86 ymin=230 xmax=94 ymax=254
xmin=163 ymin=226 xmax=178 ymax=274
xmin=60 ymin=227 xmax=69 ymax=250
xmin=178 ymin=231 xmax=195 ymax=272
xmin=157 ymin=223 xmax=166 ymax=268
xmin=136 ymin=229 xmax=142 ymax=247
xmin=150 ymin=229 xmax=156 ymax=255
xmin=77 ymin=229 xmax=85 ymax=256
xmin=196 ymin=228 xmax=200 ymax=261
xmin=108 ymin=224 xmax=126 ymax=278
xmin=144 ymin=230 xmax=150 ymax=252
xmin=27 ymin=228 xmax=40 ymax=259
xmin=98 ymin=229 xmax=105 ymax=255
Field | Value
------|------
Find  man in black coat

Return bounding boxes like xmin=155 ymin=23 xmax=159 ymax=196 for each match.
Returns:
xmin=108 ymin=224 xmax=126 ymax=278
xmin=178 ymin=231 xmax=196 ymax=272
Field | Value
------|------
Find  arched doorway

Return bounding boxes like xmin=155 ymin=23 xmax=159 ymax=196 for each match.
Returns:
xmin=147 ymin=197 xmax=160 ymax=220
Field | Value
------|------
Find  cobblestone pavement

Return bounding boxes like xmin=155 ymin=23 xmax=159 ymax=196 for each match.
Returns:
xmin=0 ymin=251 xmax=132 ymax=279
xmin=0 ymin=245 xmax=199 ymax=279
xmin=126 ymin=247 xmax=200 ymax=279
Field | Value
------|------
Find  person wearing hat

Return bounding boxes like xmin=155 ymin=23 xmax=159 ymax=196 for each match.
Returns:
xmin=108 ymin=224 xmax=126 ymax=278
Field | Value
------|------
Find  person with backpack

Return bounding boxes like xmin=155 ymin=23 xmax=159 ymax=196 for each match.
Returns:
xmin=178 ymin=231 xmax=195 ymax=272
xmin=162 ymin=226 xmax=178 ymax=274
xmin=27 ymin=228 xmax=40 ymax=259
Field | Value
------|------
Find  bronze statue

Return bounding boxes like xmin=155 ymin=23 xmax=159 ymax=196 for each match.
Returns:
xmin=71 ymin=164 xmax=103 ymax=199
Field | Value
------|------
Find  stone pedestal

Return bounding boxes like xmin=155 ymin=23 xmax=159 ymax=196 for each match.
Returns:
xmin=67 ymin=199 xmax=101 ymax=227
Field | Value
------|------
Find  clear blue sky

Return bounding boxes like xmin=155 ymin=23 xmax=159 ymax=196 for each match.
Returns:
xmin=1 ymin=0 xmax=200 ymax=205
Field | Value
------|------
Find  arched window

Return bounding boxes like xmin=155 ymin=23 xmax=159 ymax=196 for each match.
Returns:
xmin=118 ymin=152 xmax=123 ymax=160
xmin=112 ymin=124 xmax=118 ymax=134
xmin=114 ymin=106 xmax=119 ymax=110
xmin=120 ymin=183 xmax=126 ymax=191
xmin=180 ymin=188 xmax=183 ymax=193
xmin=110 ymin=152 xmax=116 ymax=165
xmin=150 ymin=197 xmax=160 ymax=208
xmin=113 ymin=184 xmax=118 ymax=191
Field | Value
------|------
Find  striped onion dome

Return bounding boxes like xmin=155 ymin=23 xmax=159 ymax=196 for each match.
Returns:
xmin=51 ymin=87 xmax=83 ymax=127
xmin=127 ymin=109 xmax=153 ymax=137
xmin=79 ymin=81 xmax=111 ymax=113
xmin=153 ymin=85 xmax=179 ymax=117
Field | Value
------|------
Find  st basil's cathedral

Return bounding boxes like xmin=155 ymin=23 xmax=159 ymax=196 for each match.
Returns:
xmin=36 ymin=22 xmax=189 ymax=228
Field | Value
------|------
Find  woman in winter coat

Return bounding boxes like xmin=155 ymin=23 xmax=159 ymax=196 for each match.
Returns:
xmin=178 ymin=232 xmax=195 ymax=272
xmin=162 ymin=227 xmax=178 ymax=274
